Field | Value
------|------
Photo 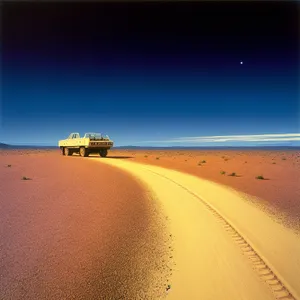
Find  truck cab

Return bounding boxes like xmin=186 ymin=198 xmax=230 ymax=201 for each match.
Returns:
xmin=68 ymin=133 xmax=80 ymax=139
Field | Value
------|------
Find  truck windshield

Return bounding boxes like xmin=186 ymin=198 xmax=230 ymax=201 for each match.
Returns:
xmin=84 ymin=133 xmax=102 ymax=139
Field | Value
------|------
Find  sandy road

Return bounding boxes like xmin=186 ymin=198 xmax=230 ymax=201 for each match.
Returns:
xmin=93 ymin=157 xmax=300 ymax=300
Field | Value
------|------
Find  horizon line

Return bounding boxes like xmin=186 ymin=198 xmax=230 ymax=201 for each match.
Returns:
xmin=1 ymin=133 xmax=300 ymax=147
xmin=1 ymin=144 xmax=300 ymax=148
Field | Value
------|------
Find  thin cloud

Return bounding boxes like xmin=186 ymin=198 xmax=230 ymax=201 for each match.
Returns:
xmin=137 ymin=133 xmax=300 ymax=144
xmin=169 ymin=133 xmax=300 ymax=140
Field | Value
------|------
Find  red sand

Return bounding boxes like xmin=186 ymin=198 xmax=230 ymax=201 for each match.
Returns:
xmin=109 ymin=149 xmax=300 ymax=231
xmin=1 ymin=148 xmax=299 ymax=298
xmin=0 ymin=150 xmax=171 ymax=299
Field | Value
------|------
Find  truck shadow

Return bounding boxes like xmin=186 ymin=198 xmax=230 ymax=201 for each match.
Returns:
xmin=72 ymin=154 xmax=133 ymax=159
xmin=106 ymin=156 xmax=133 ymax=159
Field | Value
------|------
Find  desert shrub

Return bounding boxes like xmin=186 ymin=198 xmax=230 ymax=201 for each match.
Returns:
xmin=22 ymin=176 xmax=31 ymax=180
xmin=220 ymin=170 xmax=226 ymax=175
xmin=228 ymin=172 xmax=236 ymax=176
xmin=256 ymin=175 xmax=265 ymax=180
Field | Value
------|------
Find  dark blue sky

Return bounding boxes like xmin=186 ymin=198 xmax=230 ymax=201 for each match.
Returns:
xmin=2 ymin=2 xmax=299 ymax=146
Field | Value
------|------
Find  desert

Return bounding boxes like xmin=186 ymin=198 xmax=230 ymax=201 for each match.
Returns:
xmin=1 ymin=148 xmax=300 ymax=299
xmin=2 ymin=1 xmax=299 ymax=299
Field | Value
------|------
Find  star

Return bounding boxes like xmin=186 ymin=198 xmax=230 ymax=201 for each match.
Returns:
xmin=240 ymin=61 xmax=243 ymax=65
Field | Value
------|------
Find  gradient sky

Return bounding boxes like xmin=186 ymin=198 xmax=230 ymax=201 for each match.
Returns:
xmin=1 ymin=2 xmax=299 ymax=146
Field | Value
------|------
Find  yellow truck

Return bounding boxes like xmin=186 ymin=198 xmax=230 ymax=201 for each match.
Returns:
xmin=58 ymin=132 xmax=114 ymax=157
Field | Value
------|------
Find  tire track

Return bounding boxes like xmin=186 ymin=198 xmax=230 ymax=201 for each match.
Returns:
xmin=145 ymin=168 xmax=297 ymax=300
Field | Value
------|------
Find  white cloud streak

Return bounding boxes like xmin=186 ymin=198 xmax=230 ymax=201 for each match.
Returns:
xmin=137 ymin=133 xmax=300 ymax=144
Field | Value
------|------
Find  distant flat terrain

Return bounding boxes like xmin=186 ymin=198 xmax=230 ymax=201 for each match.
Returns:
xmin=1 ymin=149 xmax=300 ymax=299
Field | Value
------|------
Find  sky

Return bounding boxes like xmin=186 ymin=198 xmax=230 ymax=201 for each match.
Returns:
xmin=1 ymin=1 xmax=299 ymax=146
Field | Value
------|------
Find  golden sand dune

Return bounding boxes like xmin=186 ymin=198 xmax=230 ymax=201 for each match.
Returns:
xmin=95 ymin=158 xmax=300 ymax=300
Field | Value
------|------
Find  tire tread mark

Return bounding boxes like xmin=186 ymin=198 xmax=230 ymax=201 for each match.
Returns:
xmin=145 ymin=168 xmax=297 ymax=300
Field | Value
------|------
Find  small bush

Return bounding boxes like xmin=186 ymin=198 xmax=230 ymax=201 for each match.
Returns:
xmin=282 ymin=157 xmax=286 ymax=160
xmin=144 ymin=155 xmax=148 ymax=158
xmin=198 ymin=162 xmax=202 ymax=166
xmin=228 ymin=172 xmax=236 ymax=177
xmin=156 ymin=157 xmax=160 ymax=160
xmin=272 ymin=162 xmax=276 ymax=164
xmin=256 ymin=175 xmax=265 ymax=180
xmin=224 ymin=158 xmax=229 ymax=161
xmin=22 ymin=176 xmax=31 ymax=180
xmin=220 ymin=170 xmax=226 ymax=175
xmin=201 ymin=160 xmax=206 ymax=163
xmin=7 ymin=164 xmax=12 ymax=167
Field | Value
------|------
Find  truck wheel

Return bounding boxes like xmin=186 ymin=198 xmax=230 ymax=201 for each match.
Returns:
xmin=80 ymin=147 xmax=89 ymax=157
xmin=64 ymin=148 xmax=72 ymax=156
xmin=99 ymin=149 xmax=108 ymax=157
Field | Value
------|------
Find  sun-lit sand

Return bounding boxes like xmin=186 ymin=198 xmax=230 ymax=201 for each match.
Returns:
xmin=96 ymin=156 xmax=300 ymax=300
xmin=1 ymin=148 xmax=299 ymax=299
